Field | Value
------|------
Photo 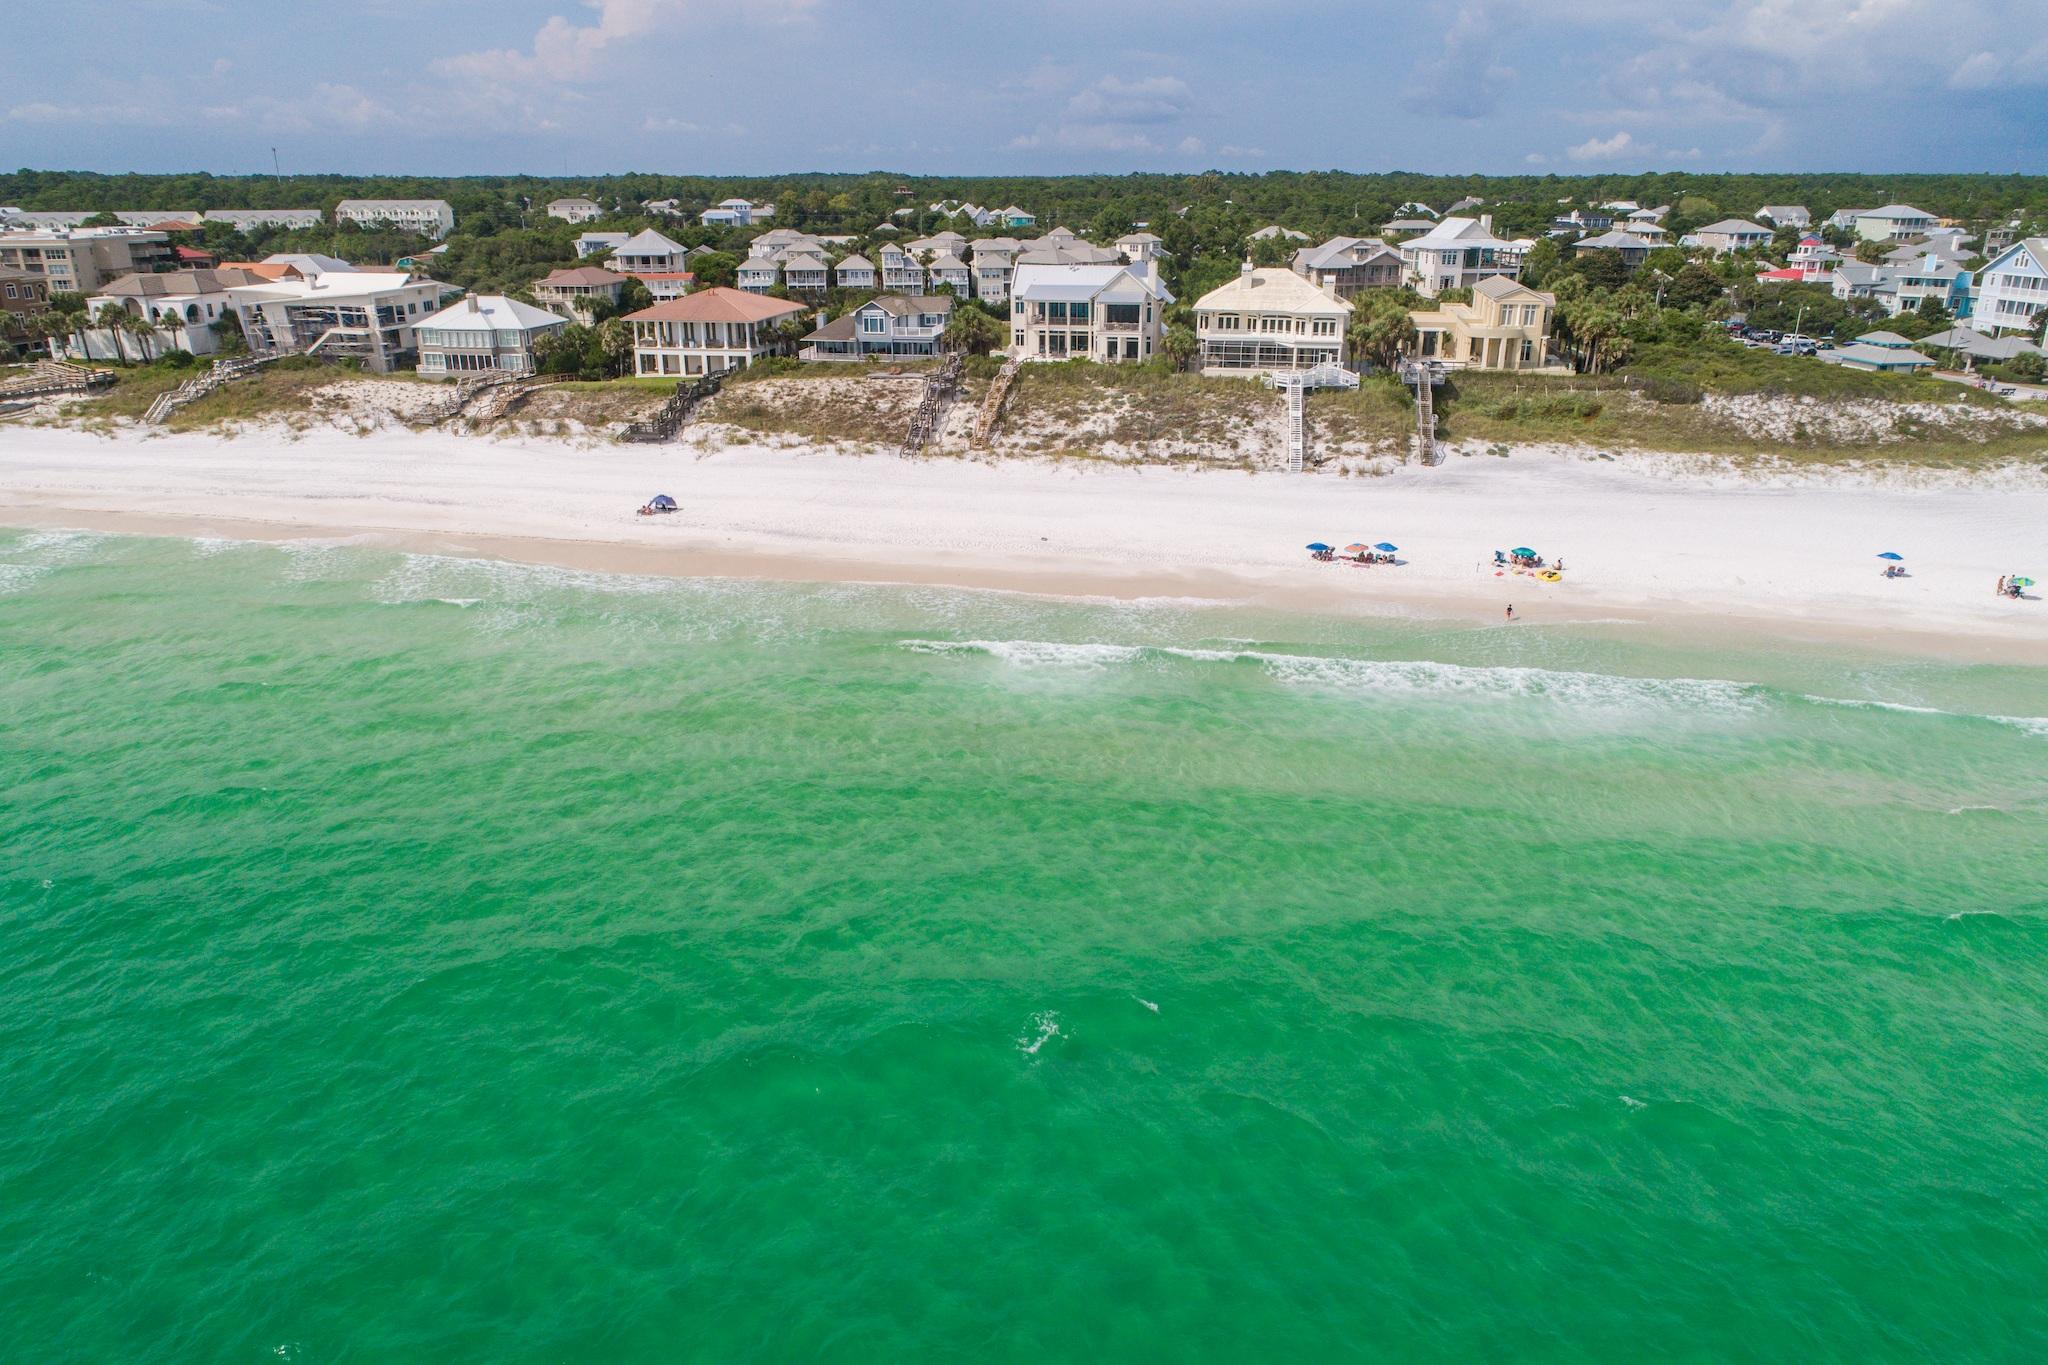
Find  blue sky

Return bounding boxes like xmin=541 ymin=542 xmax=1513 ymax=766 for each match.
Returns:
xmin=5 ymin=0 xmax=2046 ymax=176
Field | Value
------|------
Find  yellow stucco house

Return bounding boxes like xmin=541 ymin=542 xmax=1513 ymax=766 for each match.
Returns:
xmin=1410 ymin=276 xmax=1561 ymax=371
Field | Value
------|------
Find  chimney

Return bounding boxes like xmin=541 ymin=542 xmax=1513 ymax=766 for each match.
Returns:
xmin=1480 ymin=213 xmax=1493 ymax=233
xmin=1240 ymin=258 xmax=1254 ymax=277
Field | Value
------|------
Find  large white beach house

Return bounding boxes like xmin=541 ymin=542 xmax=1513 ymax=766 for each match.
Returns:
xmin=1397 ymin=216 xmax=1524 ymax=297
xmin=414 ymin=294 xmax=567 ymax=376
xmin=626 ymin=285 xmax=807 ymax=377
xmin=1009 ymin=261 xmax=1172 ymax=363
xmin=1191 ymin=264 xmax=1348 ymax=375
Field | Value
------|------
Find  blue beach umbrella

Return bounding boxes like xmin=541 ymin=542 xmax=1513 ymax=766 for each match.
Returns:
xmin=1512 ymin=547 xmax=1537 ymax=558
xmin=1375 ymin=542 xmax=1399 ymax=553
xmin=1876 ymin=551 xmax=1903 ymax=560
xmin=651 ymin=493 xmax=678 ymax=509
xmin=1306 ymin=542 xmax=1332 ymax=553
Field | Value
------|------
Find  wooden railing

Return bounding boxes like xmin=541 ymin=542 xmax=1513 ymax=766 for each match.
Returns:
xmin=142 ymin=353 xmax=275 ymax=425
xmin=900 ymin=352 xmax=963 ymax=457
xmin=972 ymin=356 xmax=1021 ymax=448
xmin=0 ymin=359 xmax=116 ymax=400
xmin=620 ymin=370 xmax=724 ymax=443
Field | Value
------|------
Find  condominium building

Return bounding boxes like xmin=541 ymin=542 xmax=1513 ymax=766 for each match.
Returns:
xmin=334 ymin=199 xmax=456 ymax=238
xmin=202 ymin=208 xmax=324 ymax=231
xmin=1191 ymin=264 xmax=1347 ymax=375
xmin=0 ymin=226 xmax=175 ymax=294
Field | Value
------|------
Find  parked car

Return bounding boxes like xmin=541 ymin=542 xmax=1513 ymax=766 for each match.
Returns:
xmin=1776 ymin=339 xmax=1818 ymax=356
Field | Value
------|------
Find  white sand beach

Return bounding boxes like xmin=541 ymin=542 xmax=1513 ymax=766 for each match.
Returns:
xmin=0 ymin=424 xmax=2043 ymax=661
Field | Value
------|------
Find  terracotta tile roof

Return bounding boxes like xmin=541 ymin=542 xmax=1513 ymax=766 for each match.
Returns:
xmin=538 ymin=265 xmax=628 ymax=287
xmin=625 ymin=285 xmax=806 ymax=324
xmin=220 ymin=261 xmax=303 ymax=282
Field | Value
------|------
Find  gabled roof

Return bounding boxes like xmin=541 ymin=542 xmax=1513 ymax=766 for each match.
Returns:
xmin=1011 ymin=261 xmax=1173 ymax=304
xmin=538 ymin=265 xmax=627 ymax=288
xmin=626 ymin=285 xmax=807 ymax=324
xmin=1856 ymin=330 xmax=1914 ymax=345
xmin=96 ymin=267 xmax=263 ymax=298
xmin=1402 ymin=216 xmax=1513 ymax=249
xmin=835 ymin=254 xmax=875 ymax=271
xmin=1576 ymin=230 xmax=1656 ymax=251
xmin=612 ymin=228 xmax=687 ymax=255
xmin=1697 ymin=218 xmax=1771 ymax=236
xmin=1193 ymin=267 xmax=1346 ymax=314
xmin=1861 ymin=204 xmax=1934 ymax=220
xmin=417 ymin=294 xmax=566 ymax=332
xmin=926 ymin=251 xmax=968 ymax=271
xmin=859 ymin=293 xmax=955 ymax=318
xmin=1830 ymin=342 xmax=1932 ymax=366
xmin=782 ymin=252 xmax=829 ymax=270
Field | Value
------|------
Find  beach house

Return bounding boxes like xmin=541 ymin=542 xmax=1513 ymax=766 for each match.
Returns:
xmin=970 ymin=239 xmax=1020 ymax=302
xmin=799 ymin=295 xmax=954 ymax=361
xmin=701 ymin=198 xmax=773 ymax=228
xmin=1970 ymin=238 xmax=2048 ymax=336
xmin=1757 ymin=205 xmax=1811 ymax=228
xmin=1572 ymin=230 xmax=1656 ymax=271
xmin=69 ymin=267 xmax=266 ymax=360
xmin=880 ymin=245 xmax=927 ymax=294
xmin=1008 ymin=261 xmax=1172 ymax=363
xmin=545 ymin=197 xmax=604 ymax=224
xmin=532 ymin=264 xmax=628 ymax=321
xmin=926 ymin=251 xmax=971 ymax=297
xmin=1191 ymin=264 xmax=1348 ymax=375
xmin=1397 ymin=216 xmax=1522 ymax=297
xmin=736 ymin=255 xmax=781 ymax=293
xmin=833 ymin=254 xmax=877 ymax=290
xmin=1116 ymin=232 xmax=1165 ymax=265
xmin=1408 ymin=277 xmax=1558 ymax=371
xmin=1855 ymin=204 xmax=1937 ymax=242
xmin=1292 ymin=237 xmax=1403 ymax=299
xmin=576 ymin=231 xmax=628 ymax=259
xmin=1692 ymin=219 xmax=1773 ymax=254
xmin=227 ymin=269 xmax=449 ymax=372
xmin=625 ymin=286 xmax=807 ymax=377
xmin=414 ymin=294 xmax=568 ymax=377
xmin=781 ymin=251 xmax=831 ymax=295
xmin=334 ymin=199 xmax=456 ymax=238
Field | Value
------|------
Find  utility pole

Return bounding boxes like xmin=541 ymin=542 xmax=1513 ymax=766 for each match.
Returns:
xmin=271 ymin=147 xmax=281 ymax=182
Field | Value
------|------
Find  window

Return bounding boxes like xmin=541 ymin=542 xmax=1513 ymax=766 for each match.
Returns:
xmin=859 ymin=311 xmax=887 ymax=334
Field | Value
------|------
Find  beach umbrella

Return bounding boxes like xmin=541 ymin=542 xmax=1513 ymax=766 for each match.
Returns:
xmin=1343 ymin=542 xmax=1370 ymax=554
xmin=1876 ymin=551 xmax=1903 ymax=561
xmin=1375 ymin=542 xmax=1399 ymax=553
xmin=1306 ymin=543 xmax=1332 ymax=553
xmin=2013 ymin=577 xmax=2036 ymax=588
xmin=651 ymin=493 xmax=678 ymax=509
xmin=1512 ymin=547 xmax=1536 ymax=558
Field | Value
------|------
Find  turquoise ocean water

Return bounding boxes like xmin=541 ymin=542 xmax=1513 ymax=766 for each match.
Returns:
xmin=3 ymin=526 xmax=2047 ymax=1362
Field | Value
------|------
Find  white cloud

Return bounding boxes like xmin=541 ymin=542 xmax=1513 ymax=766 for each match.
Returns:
xmin=643 ymin=115 xmax=704 ymax=133
xmin=1218 ymin=145 xmax=1267 ymax=159
xmin=1177 ymin=136 xmax=1205 ymax=155
xmin=1064 ymin=74 xmax=1192 ymax=124
xmin=5 ymin=101 xmax=172 ymax=127
xmin=1524 ymin=152 xmax=1548 ymax=164
xmin=210 ymin=57 xmax=233 ymax=77
xmin=1567 ymin=130 xmax=1634 ymax=161
xmin=433 ymin=0 xmax=814 ymax=83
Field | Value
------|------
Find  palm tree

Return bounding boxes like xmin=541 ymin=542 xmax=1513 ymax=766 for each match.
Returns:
xmin=92 ymin=303 xmax=132 ymax=363
xmin=1162 ymin=324 xmax=1198 ymax=373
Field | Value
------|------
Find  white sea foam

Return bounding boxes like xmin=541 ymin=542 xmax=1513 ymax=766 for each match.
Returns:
xmin=0 ymin=528 xmax=106 ymax=594
xmin=1135 ymin=997 xmax=1160 ymax=1014
xmin=1802 ymin=695 xmax=1948 ymax=716
xmin=1989 ymin=714 xmax=2048 ymax=738
xmin=1620 ymin=1095 xmax=1647 ymax=1110
xmin=900 ymin=638 xmax=1762 ymax=712
xmin=1018 ymin=1011 xmax=1062 ymax=1056
xmin=1945 ymin=909 xmax=2004 ymax=922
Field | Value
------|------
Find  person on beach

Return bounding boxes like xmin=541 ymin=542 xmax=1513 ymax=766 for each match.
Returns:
xmin=1505 ymin=603 xmax=1516 ymax=621
xmin=1997 ymin=575 xmax=2008 ymax=596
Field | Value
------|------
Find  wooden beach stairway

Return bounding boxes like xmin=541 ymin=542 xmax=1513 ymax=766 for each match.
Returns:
xmin=1400 ymin=359 xmax=1446 ymax=466
xmin=0 ymin=360 xmax=117 ymax=402
xmin=620 ymin=370 xmax=724 ymax=443
xmin=1262 ymin=362 xmax=1357 ymax=472
xmin=142 ymin=354 xmax=275 ymax=425
xmin=971 ymin=356 xmax=1022 ymax=449
xmin=900 ymin=351 xmax=963 ymax=457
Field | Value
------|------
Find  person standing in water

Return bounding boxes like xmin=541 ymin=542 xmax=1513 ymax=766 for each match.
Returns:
xmin=1505 ymin=603 xmax=1516 ymax=621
